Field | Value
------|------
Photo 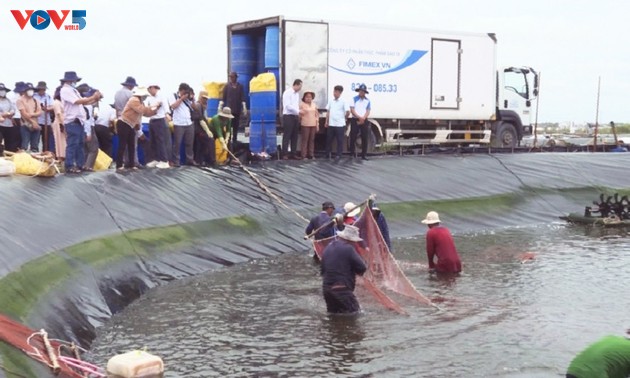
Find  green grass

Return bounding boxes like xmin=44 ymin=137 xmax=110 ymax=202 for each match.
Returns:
xmin=0 ymin=215 xmax=262 ymax=321
xmin=0 ymin=342 xmax=36 ymax=378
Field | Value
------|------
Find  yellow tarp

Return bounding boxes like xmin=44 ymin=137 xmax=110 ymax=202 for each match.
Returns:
xmin=216 ymin=139 xmax=228 ymax=165
xmin=8 ymin=152 xmax=57 ymax=177
xmin=250 ymin=73 xmax=277 ymax=93
xmin=202 ymin=82 xmax=226 ymax=99
xmin=93 ymin=149 xmax=112 ymax=171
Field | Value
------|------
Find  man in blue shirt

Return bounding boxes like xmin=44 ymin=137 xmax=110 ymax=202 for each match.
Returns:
xmin=325 ymin=85 xmax=350 ymax=160
xmin=320 ymin=225 xmax=367 ymax=314
xmin=305 ymin=201 xmax=337 ymax=240
xmin=349 ymin=84 xmax=371 ymax=160
xmin=611 ymin=140 xmax=628 ymax=152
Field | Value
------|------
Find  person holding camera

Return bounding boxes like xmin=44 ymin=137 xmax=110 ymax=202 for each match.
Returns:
xmin=169 ymin=83 xmax=198 ymax=167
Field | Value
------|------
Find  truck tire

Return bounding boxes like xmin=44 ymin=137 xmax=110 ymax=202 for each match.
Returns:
xmin=491 ymin=122 xmax=518 ymax=148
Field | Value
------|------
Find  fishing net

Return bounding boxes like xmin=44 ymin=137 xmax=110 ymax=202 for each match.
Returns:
xmin=313 ymin=208 xmax=433 ymax=314
xmin=0 ymin=314 xmax=95 ymax=378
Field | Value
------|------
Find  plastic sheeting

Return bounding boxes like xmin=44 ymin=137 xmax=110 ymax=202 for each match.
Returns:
xmin=0 ymin=153 xmax=629 ymax=363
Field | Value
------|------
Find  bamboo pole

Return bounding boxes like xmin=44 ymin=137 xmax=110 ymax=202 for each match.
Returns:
xmin=592 ymin=76 xmax=601 ymax=152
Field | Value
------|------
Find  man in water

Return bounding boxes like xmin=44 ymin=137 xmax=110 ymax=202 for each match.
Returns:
xmin=320 ymin=225 xmax=367 ymax=314
xmin=566 ymin=328 xmax=630 ymax=378
xmin=305 ymin=201 xmax=337 ymax=240
xmin=422 ymin=211 xmax=462 ymax=274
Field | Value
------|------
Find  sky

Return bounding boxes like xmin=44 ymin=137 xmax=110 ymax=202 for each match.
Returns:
xmin=2 ymin=0 xmax=628 ymax=123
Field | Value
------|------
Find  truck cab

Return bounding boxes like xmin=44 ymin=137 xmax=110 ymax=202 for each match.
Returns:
xmin=494 ymin=66 xmax=539 ymax=147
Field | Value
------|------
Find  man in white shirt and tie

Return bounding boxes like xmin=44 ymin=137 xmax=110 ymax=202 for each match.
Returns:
xmin=281 ymin=79 xmax=302 ymax=160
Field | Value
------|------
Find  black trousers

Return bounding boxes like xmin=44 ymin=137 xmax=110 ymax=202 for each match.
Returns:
xmin=95 ymin=125 xmax=113 ymax=158
xmin=325 ymin=126 xmax=345 ymax=158
xmin=323 ymin=286 xmax=360 ymax=314
xmin=281 ymin=114 xmax=299 ymax=157
xmin=0 ymin=125 xmax=21 ymax=152
xmin=349 ymin=118 xmax=369 ymax=158
xmin=116 ymin=121 xmax=135 ymax=168
xmin=149 ymin=118 xmax=168 ymax=162
xmin=194 ymin=131 xmax=216 ymax=165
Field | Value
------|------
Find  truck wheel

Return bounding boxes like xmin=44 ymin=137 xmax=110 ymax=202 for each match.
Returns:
xmin=492 ymin=122 xmax=518 ymax=148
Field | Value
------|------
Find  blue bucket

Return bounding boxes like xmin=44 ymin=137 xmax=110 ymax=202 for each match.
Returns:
xmin=207 ymin=98 xmax=220 ymax=118
xmin=264 ymin=25 xmax=280 ymax=68
xmin=256 ymin=34 xmax=266 ymax=75
xmin=250 ymin=121 xmax=277 ymax=154
xmin=231 ymin=34 xmax=256 ymax=75
xmin=238 ymin=74 xmax=253 ymax=107
xmin=250 ymin=91 xmax=276 ymax=122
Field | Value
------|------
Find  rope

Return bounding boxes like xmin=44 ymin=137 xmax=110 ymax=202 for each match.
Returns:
xmin=224 ymin=147 xmax=309 ymax=223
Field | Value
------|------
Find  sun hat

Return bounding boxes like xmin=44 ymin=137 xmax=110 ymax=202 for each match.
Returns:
xmin=121 ymin=76 xmax=138 ymax=87
xmin=23 ymin=82 xmax=35 ymax=92
xmin=219 ymin=107 xmax=235 ymax=119
xmin=322 ymin=201 xmax=335 ymax=210
xmin=131 ymin=87 xmax=150 ymax=97
xmin=337 ymin=225 xmax=363 ymax=242
xmin=147 ymin=84 xmax=161 ymax=90
xmin=35 ymin=81 xmax=48 ymax=90
xmin=199 ymin=90 xmax=209 ymax=99
xmin=344 ymin=202 xmax=360 ymax=217
xmin=0 ymin=83 xmax=12 ymax=92
xmin=421 ymin=211 xmax=441 ymax=225
xmin=302 ymin=90 xmax=315 ymax=100
xmin=60 ymin=71 xmax=82 ymax=82
xmin=355 ymin=83 xmax=369 ymax=94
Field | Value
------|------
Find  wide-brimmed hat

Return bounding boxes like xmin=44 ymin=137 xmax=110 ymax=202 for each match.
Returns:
xmin=35 ymin=81 xmax=48 ymax=90
xmin=219 ymin=107 xmax=234 ymax=119
xmin=60 ymin=71 xmax=82 ymax=82
xmin=121 ymin=76 xmax=137 ymax=87
xmin=355 ymin=83 xmax=369 ymax=94
xmin=23 ymin=82 xmax=35 ymax=92
xmin=131 ymin=87 xmax=150 ymax=97
xmin=14 ymin=82 xmax=25 ymax=93
xmin=421 ymin=211 xmax=441 ymax=225
xmin=147 ymin=83 xmax=161 ymax=90
xmin=199 ymin=90 xmax=209 ymax=99
xmin=344 ymin=202 xmax=360 ymax=217
xmin=0 ymin=83 xmax=12 ymax=92
xmin=322 ymin=201 xmax=335 ymax=210
xmin=337 ymin=225 xmax=363 ymax=242
xmin=302 ymin=90 xmax=315 ymax=100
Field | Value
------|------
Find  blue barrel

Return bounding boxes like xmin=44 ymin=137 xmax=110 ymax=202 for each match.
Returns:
xmin=206 ymin=98 xmax=220 ymax=118
xmin=264 ymin=25 xmax=280 ymax=68
xmin=231 ymin=34 xmax=256 ymax=75
xmin=250 ymin=91 xmax=276 ymax=122
xmin=250 ymin=121 xmax=277 ymax=154
xmin=256 ymin=35 xmax=266 ymax=75
xmin=238 ymin=74 xmax=253 ymax=107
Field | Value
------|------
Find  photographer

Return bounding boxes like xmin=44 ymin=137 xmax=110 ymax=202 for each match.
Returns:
xmin=168 ymin=83 xmax=198 ymax=166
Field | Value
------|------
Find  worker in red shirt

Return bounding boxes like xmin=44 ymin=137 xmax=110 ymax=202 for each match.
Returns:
xmin=421 ymin=211 xmax=462 ymax=274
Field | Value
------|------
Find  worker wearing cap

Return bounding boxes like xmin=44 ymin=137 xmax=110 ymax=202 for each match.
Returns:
xmin=306 ymin=201 xmax=338 ymax=240
xmin=349 ymin=83 xmax=371 ymax=160
xmin=422 ymin=211 xmax=462 ymax=274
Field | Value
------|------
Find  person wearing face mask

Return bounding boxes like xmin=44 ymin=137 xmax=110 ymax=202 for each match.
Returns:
xmin=118 ymin=87 xmax=159 ymax=171
xmin=0 ymin=83 xmax=17 ymax=154
xmin=59 ymin=71 xmax=102 ymax=174
xmin=16 ymin=83 xmax=43 ymax=152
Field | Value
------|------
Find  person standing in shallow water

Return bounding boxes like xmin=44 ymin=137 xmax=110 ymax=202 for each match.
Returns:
xmin=320 ymin=225 xmax=367 ymax=314
xmin=422 ymin=211 xmax=462 ymax=274
xmin=566 ymin=328 xmax=630 ymax=378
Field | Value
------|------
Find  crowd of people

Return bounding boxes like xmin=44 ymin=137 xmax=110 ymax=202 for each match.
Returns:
xmin=0 ymin=72 xmax=246 ymax=174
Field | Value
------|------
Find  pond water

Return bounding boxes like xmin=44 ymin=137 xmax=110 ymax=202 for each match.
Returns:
xmin=89 ymin=224 xmax=630 ymax=377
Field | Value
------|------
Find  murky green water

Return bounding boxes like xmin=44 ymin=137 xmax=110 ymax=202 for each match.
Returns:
xmin=89 ymin=224 xmax=630 ymax=377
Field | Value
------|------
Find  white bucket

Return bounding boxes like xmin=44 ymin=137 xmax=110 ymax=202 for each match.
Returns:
xmin=0 ymin=158 xmax=15 ymax=177
xmin=106 ymin=350 xmax=164 ymax=378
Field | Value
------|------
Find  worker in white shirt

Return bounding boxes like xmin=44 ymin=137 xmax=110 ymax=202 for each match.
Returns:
xmin=281 ymin=79 xmax=302 ymax=160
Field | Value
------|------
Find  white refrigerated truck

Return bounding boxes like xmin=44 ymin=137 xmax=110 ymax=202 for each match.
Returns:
xmin=227 ymin=16 xmax=539 ymax=149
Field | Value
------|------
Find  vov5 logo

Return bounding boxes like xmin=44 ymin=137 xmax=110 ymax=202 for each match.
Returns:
xmin=10 ymin=10 xmax=87 ymax=30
